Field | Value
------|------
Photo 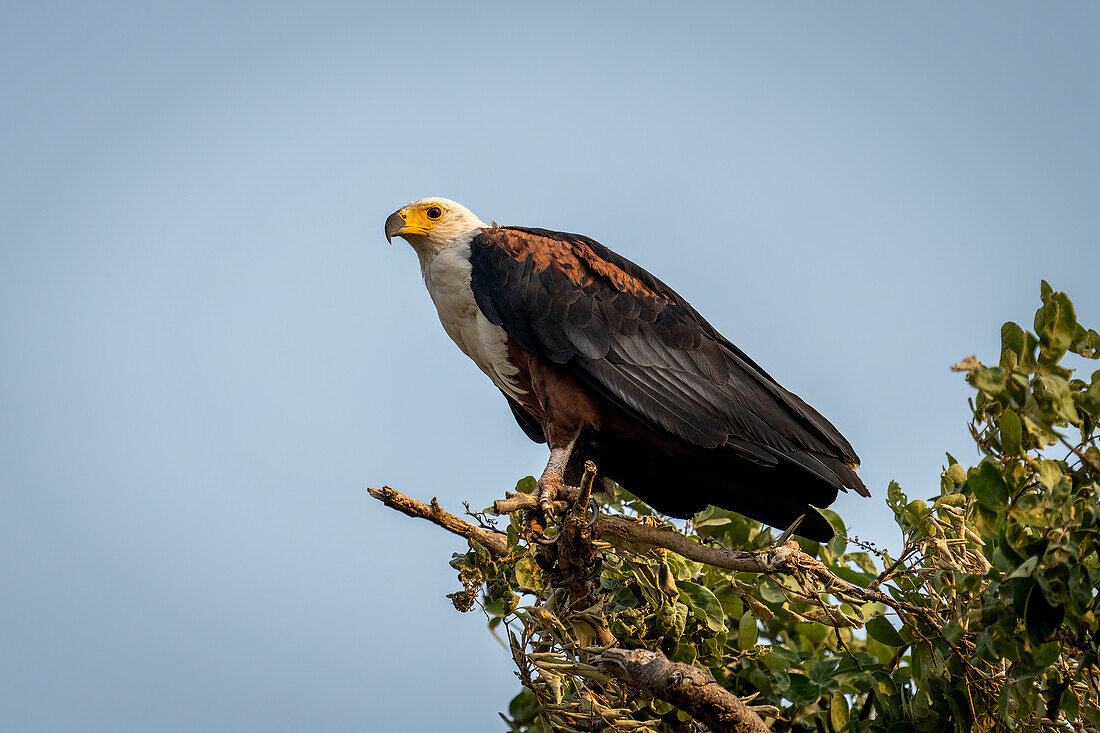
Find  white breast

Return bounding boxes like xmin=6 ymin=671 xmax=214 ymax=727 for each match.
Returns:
xmin=420 ymin=238 xmax=525 ymax=400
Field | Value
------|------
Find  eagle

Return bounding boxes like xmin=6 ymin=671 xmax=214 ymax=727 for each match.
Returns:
xmin=385 ymin=197 xmax=867 ymax=541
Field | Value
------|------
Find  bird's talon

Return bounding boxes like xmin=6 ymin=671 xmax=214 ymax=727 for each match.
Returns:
xmin=586 ymin=498 xmax=601 ymax=528
xmin=536 ymin=472 xmax=566 ymax=513
xmin=534 ymin=529 xmax=562 ymax=546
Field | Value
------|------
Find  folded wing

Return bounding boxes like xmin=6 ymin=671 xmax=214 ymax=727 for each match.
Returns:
xmin=467 ymin=226 xmax=867 ymax=501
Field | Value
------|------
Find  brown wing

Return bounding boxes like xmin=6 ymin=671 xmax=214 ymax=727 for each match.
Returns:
xmin=467 ymin=226 xmax=866 ymax=498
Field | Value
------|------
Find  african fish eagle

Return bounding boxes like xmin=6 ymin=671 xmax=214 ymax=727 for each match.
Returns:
xmin=385 ymin=197 xmax=867 ymax=541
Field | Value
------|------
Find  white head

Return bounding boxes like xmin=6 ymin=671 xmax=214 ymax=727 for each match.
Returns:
xmin=384 ymin=197 xmax=489 ymax=257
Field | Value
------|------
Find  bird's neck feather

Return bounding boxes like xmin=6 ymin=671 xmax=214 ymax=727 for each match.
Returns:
xmin=412 ymin=228 xmax=481 ymax=276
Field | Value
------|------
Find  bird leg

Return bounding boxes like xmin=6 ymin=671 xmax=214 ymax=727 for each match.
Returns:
xmin=524 ymin=432 xmax=579 ymax=539
xmin=536 ymin=434 xmax=578 ymax=512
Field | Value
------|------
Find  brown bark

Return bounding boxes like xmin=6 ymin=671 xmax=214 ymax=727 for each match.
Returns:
xmin=595 ymin=648 xmax=769 ymax=733
xmin=366 ymin=487 xmax=509 ymax=558
xmin=494 ymin=491 xmax=801 ymax=574
xmin=493 ymin=494 xmax=570 ymax=515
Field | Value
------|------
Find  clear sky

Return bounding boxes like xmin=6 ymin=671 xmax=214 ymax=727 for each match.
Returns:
xmin=2 ymin=2 xmax=1098 ymax=731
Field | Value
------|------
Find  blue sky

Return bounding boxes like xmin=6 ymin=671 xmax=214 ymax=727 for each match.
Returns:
xmin=2 ymin=2 xmax=1098 ymax=731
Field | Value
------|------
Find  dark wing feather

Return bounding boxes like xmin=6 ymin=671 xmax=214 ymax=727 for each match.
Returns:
xmin=467 ymin=226 xmax=866 ymax=497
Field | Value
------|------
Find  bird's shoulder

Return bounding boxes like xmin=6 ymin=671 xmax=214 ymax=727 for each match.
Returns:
xmin=471 ymin=225 xmax=682 ymax=303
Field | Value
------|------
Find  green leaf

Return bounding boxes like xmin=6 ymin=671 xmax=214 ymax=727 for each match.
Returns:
xmin=678 ymin=581 xmax=726 ymax=633
xmin=768 ymin=645 xmax=803 ymax=667
xmin=757 ymin=576 xmax=786 ymax=604
xmin=998 ymin=680 xmax=1015 ymax=725
xmin=695 ymin=508 xmax=730 ymax=526
xmin=973 ymin=365 xmax=1007 ymax=394
xmin=654 ymin=600 xmax=688 ymax=639
xmin=737 ymin=610 xmax=758 ymax=650
xmin=785 ymin=673 xmax=823 ymax=706
xmin=1006 ymin=555 xmax=1038 ymax=580
xmin=1035 ymin=286 xmax=1077 ymax=359
xmin=843 ymin=551 xmax=878 ymax=575
xmin=514 ymin=476 xmax=537 ymax=494
xmin=887 ymin=480 xmax=907 ymax=511
xmin=967 ymin=463 xmax=1008 ymax=511
xmin=866 ymin=615 xmax=905 ymax=647
xmin=508 ymin=688 xmax=539 ymax=722
xmin=1038 ymin=459 xmax=1062 ymax=489
xmin=871 ymin=671 xmax=900 ymax=713
xmin=808 ymin=659 xmax=840 ymax=689
xmin=904 ymin=499 xmax=929 ymax=529
xmin=942 ymin=619 xmax=965 ymax=645
xmin=1061 ymin=687 xmax=1080 ymax=722
xmin=513 ymin=557 xmax=542 ymax=593
xmin=1038 ymin=374 xmax=1079 ymax=423
xmin=998 ymin=410 xmax=1023 ymax=455
xmin=1034 ymin=640 xmax=1061 ymax=668
xmin=1001 ymin=321 xmax=1026 ymax=359
xmin=819 ymin=507 xmax=847 ymax=537
xmin=1072 ymin=327 xmax=1100 ymax=358
xmin=829 ymin=690 xmax=849 ymax=732
xmin=665 ymin=553 xmax=702 ymax=581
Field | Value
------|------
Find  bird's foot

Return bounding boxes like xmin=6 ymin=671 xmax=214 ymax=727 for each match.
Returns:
xmin=535 ymin=471 xmax=565 ymax=513
xmin=522 ymin=471 xmax=565 ymax=543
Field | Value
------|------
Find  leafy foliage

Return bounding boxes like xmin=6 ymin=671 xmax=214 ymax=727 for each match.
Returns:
xmin=447 ymin=283 xmax=1099 ymax=731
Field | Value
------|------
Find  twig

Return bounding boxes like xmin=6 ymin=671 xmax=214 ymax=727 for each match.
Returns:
xmin=367 ymin=487 xmax=509 ymax=558
xmin=869 ymin=543 xmax=920 ymax=590
xmin=1061 ymin=435 xmax=1099 ymax=472
xmin=462 ymin=500 xmax=500 ymax=532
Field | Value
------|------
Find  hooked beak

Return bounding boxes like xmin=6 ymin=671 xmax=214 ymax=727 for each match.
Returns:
xmin=384 ymin=209 xmax=408 ymax=244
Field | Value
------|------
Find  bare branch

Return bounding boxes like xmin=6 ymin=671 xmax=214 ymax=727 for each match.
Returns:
xmin=367 ymin=487 xmax=509 ymax=558
xmin=598 ymin=514 xmax=800 ymax=573
xmin=594 ymin=648 xmax=769 ymax=733
xmin=493 ymin=494 xmax=570 ymax=515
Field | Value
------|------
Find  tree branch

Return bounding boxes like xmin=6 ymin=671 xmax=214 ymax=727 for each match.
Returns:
xmin=594 ymin=648 xmax=769 ymax=733
xmin=496 ymin=492 xmax=800 ymax=573
xmin=367 ymin=487 xmax=509 ymax=558
xmin=598 ymin=514 xmax=800 ymax=573
xmin=493 ymin=494 xmax=570 ymax=515
xmin=371 ymin=485 xmax=917 ymax=618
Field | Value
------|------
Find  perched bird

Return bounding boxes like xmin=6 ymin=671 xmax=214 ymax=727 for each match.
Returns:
xmin=385 ymin=197 xmax=867 ymax=541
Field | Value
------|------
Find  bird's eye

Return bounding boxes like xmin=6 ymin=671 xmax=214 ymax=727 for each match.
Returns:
xmin=426 ymin=206 xmax=443 ymax=220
